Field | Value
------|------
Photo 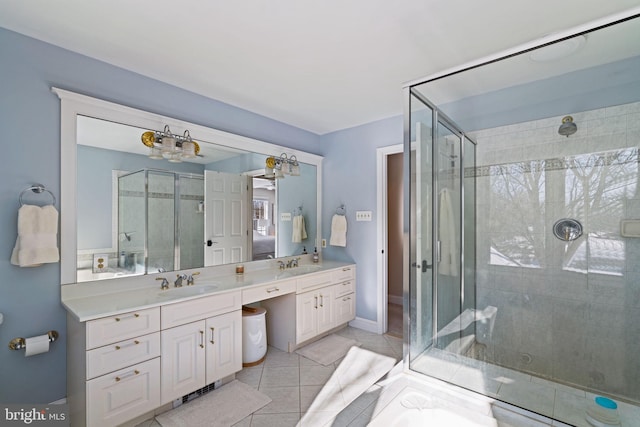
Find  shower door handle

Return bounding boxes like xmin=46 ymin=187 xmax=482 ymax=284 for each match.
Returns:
xmin=412 ymin=260 xmax=432 ymax=273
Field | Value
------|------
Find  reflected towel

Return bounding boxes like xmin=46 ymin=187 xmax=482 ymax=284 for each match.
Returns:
xmin=11 ymin=204 xmax=59 ymax=267
xmin=329 ymin=214 xmax=347 ymax=247
xmin=438 ymin=189 xmax=458 ymax=276
xmin=292 ymin=215 xmax=307 ymax=243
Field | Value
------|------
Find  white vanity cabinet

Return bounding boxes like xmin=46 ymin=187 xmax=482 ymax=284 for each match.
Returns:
xmin=67 ymin=307 xmax=161 ymax=427
xmin=160 ymin=291 xmax=242 ymax=405
xmin=295 ymin=265 xmax=356 ymax=345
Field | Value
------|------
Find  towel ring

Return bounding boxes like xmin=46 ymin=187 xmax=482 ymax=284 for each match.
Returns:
xmin=19 ymin=184 xmax=56 ymax=206
xmin=336 ymin=204 xmax=346 ymax=215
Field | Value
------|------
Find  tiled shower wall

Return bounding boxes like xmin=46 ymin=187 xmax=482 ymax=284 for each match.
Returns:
xmin=469 ymin=101 xmax=640 ymax=402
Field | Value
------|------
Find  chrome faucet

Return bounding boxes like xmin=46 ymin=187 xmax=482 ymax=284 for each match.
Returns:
xmin=156 ymin=277 xmax=169 ymax=290
xmin=175 ymin=274 xmax=187 ymax=288
xmin=187 ymin=272 xmax=200 ymax=286
xmin=277 ymin=260 xmax=286 ymax=270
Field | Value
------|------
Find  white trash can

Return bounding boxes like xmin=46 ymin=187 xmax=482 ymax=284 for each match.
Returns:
xmin=242 ymin=306 xmax=267 ymax=367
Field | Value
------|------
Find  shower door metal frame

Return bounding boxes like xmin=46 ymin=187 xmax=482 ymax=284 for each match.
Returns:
xmin=404 ymin=86 xmax=476 ymax=358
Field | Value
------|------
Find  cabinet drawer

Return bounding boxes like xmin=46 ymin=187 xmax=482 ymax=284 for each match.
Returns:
xmin=242 ymin=279 xmax=296 ymax=304
xmin=87 ymin=332 xmax=160 ymax=380
xmin=86 ymin=308 xmax=160 ymax=349
xmin=333 ymin=280 xmax=355 ymax=298
xmin=87 ymin=357 xmax=160 ymax=427
xmin=332 ymin=265 xmax=355 ymax=283
xmin=161 ymin=291 xmax=241 ymax=329
xmin=296 ymin=271 xmax=333 ymax=294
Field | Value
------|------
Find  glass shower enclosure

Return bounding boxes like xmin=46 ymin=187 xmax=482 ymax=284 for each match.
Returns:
xmin=117 ymin=169 xmax=204 ymax=274
xmin=405 ymin=14 xmax=640 ymax=426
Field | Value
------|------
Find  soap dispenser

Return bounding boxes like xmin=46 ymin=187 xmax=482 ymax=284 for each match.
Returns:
xmin=312 ymin=247 xmax=319 ymax=263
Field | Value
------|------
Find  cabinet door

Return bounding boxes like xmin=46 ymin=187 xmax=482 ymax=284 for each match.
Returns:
xmin=335 ymin=293 xmax=356 ymax=325
xmin=161 ymin=321 xmax=206 ymax=404
xmin=316 ymin=288 xmax=334 ymax=334
xmin=296 ymin=292 xmax=318 ymax=343
xmin=205 ymin=310 xmax=242 ymax=384
xmin=86 ymin=358 xmax=160 ymax=427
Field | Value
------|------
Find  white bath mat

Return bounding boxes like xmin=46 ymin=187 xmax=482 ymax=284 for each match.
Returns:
xmin=155 ymin=380 xmax=271 ymax=427
xmin=297 ymin=346 xmax=397 ymax=426
xmin=296 ymin=334 xmax=361 ymax=366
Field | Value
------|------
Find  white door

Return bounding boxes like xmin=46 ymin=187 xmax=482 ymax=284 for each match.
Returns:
xmin=160 ymin=321 xmax=206 ymax=404
xmin=204 ymin=171 xmax=248 ymax=266
xmin=205 ymin=310 xmax=242 ymax=384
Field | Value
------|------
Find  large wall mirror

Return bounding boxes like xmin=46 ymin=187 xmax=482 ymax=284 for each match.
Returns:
xmin=56 ymin=89 xmax=322 ymax=284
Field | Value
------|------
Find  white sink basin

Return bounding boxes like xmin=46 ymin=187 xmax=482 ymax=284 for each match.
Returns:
xmin=276 ymin=264 xmax=323 ymax=278
xmin=157 ymin=284 xmax=218 ymax=298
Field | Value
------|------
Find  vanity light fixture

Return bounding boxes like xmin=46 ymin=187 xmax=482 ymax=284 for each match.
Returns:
xmin=141 ymin=125 xmax=200 ymax=163
xmin=265 ymin=154 xmax=300 ymax=179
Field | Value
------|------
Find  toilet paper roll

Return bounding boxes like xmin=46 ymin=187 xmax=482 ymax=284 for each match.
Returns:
xmin=24 ymin=334 xmax=50 ymax=357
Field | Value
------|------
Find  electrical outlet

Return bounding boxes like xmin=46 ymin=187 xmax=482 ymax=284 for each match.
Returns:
xmin=356 ymin=211 xmax=372 ymax=221
xmin=321 ymin=238 xmax=327 ymax=248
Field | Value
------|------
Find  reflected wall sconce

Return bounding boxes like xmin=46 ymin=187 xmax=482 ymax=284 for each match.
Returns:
xmin=141 ymin=125 xmax=200 ymax=163
xmin=265 ymin=153 xmax=300 ymax=179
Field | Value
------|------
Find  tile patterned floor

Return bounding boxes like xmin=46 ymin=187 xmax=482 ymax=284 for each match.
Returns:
xmin=138 ymin=326 xmax=640 ymax=427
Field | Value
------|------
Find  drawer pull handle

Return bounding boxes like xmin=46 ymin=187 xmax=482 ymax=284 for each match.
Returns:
xmin=115 ymin=370 xmax=139 ymax=382
xmin=343 ymin=297 xmax=351 ymax=301
xmin=320 ymin=294 xmax=324 ymax=307
xmin=115 ymin=313 xmax=140 ymax=322
xmin=314 ymin=296 xmax=318 ymax=309
xmin=342 ymin=268 xmax=351 ymax=272
xmin=115 ymin=340 xmax=140 ymax=350
xmin=266 ymin=287 xmax=280 ymax=293
xmin=210 ymin=327 xmax=215 ymax=344
xmin=199 ymin=330 xmax=205 ymax=348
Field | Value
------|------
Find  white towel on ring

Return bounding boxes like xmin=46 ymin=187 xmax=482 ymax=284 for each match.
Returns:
xmin=292 ymin=215 xmax=307 ymax=243
xmin=10 ymin=204 xmax=59 ymax=267
xmin=329 ymin=214 xmax=347 ymax=247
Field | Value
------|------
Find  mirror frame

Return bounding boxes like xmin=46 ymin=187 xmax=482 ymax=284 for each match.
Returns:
xmin=54 ymin=88 xmax=323 ymax=285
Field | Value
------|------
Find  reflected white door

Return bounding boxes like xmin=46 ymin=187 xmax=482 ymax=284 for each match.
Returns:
xmin=204 ymin=171 xmax=248 ymax=266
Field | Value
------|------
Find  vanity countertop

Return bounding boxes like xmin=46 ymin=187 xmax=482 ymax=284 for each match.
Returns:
xmin=61 ymin=260 xmax=354 ymax=322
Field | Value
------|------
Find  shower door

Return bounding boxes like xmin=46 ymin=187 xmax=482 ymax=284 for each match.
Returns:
xmin=408 ymin=94 xmax=435 ymax=361
xmin=407 ymin=89 xmax=475 ymax=367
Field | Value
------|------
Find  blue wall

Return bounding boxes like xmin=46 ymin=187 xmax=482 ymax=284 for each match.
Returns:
xmin=320 ymin=116 xmax=403 ymax=323
xmin=0 ymin=27 xmax=324 ymax=403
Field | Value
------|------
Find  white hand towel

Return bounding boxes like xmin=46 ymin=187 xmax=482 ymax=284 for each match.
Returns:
xmin=292 ymin=215 xmax=307 ymax=243
xmin=329 ymin=214 xmax=347 ymax=247
xmin=438 ymin=189 xmax=458 ymax=276
xmin=11 ymin=204 xmax=60 ymax=267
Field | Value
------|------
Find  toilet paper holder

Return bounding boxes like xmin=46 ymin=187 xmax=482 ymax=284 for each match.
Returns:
xmin=8 ymin=330 xmax=58 ymax=350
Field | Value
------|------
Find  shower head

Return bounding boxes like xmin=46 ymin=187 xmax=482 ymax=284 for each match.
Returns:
xmin=558 ymin=116 xmax=577 ymax=137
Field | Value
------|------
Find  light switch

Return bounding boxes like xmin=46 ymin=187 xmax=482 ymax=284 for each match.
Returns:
xmin=280 ymin=212 xmax=292 ymax=221
xmin=356 ymin=211 xmax=372 ymax=221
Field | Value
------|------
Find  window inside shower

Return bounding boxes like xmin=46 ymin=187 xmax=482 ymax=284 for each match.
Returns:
xmin=406 ymin=14 xmax=640 ymax=425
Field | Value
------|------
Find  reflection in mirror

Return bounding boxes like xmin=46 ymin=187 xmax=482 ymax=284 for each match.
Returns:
xmin=75 ymin=115 xmax=318 ymax=282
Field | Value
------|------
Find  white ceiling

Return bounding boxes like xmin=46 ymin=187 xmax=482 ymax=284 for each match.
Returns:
xmin=1 ymin=1 xmax=640 ymax=134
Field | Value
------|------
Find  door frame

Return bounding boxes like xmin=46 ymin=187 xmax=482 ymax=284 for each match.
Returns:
xmin=376 ymin=143 xmax=404 ymax=335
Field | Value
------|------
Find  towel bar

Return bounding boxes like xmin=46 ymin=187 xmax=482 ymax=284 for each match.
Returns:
xmin=8 ymin=330 xmax=59 ymax=350
xmin=19 ymin=184 xmax=56 ymax=206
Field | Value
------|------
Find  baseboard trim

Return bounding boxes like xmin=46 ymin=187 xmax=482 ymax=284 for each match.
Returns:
xmin=349 ymin=317 xmax=379 ymax=333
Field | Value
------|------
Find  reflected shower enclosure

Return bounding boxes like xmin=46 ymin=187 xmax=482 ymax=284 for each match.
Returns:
xmin=118 ymin=169 xmax=204 ymax=274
